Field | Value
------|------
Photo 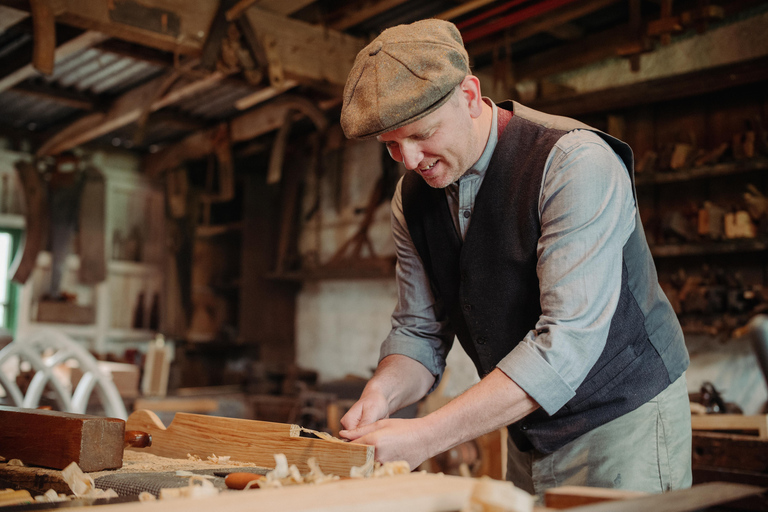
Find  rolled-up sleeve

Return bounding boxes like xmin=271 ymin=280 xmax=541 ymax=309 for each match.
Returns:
xmin=496 ymin=130 xmax=636 ymax=415
xmin=380 ymin=178 xmax=455 ymax=382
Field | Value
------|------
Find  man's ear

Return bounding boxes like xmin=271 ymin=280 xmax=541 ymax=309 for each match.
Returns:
xmin=460 ymin=75 xmax=483 ymax=118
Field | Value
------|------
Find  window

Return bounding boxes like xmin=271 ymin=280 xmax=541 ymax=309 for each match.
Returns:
xmin=0 ymin=229 xmax=21 ymax=333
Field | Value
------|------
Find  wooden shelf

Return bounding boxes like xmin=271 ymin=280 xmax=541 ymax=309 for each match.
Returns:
xmin=266 ymin=258 xmax=397 ymax=281
xmin=650 ymin=239 xmax=768 ymax=257
xmin=636 ymin=158 xmax=768 ymax=186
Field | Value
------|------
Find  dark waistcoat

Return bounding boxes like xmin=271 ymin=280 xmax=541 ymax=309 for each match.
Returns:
xmin=401 ymin=101 xmax=688 ymax=453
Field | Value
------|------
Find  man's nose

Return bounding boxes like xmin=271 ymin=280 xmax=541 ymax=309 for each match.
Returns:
xmin=400 ymin=143 xmax=423 ymax=171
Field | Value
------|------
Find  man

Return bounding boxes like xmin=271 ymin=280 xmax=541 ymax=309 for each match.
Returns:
xmin=337 ymin=18 xmax=691 ymax=499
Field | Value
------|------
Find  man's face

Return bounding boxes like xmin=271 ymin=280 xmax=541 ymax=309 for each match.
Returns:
xmin=377 ymin=91 xmax=479 ymax=189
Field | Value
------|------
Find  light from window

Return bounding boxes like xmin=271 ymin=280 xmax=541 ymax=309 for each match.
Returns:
xmin=0 ymin=232 xmax=11 ymax=326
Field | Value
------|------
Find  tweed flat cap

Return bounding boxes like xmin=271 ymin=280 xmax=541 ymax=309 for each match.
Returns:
xmin=341 ymin=19 xmax=470 ymax=139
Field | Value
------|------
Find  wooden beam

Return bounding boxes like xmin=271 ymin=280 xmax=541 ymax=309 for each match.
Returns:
xmin=436 ymin=0 xmax=497 ymax=21
xmin=465 ymin=0 xmax=622 ymax=55
xmin=327 ymin=0 xmax=410 ymax=31
xmin=528 ymin=54 xmax=768 ymax=117
xmin=29 ymin=0 xmax=58 ymax=75
xmin=36 ymin=66 xmax=229 ymax=156
xmin=226 ymin=0 xmax=315 ymax=19
xmin=52 ymin=0 xmax=217 ymax=56
xmin=11 ymin=82 xmax=95 ymax=110
xmin=239 ymin=5 xmax=364 ymax=88
xmin=509 ymin=24 xmax=632 ymax=82
xmin=0 ymin=30 xmax=106 ymax=93
xmin=144 ymin=94 xmax=328 ymax=176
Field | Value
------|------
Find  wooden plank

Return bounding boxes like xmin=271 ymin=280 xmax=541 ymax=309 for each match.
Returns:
xmin=691 ymin=414 xmax=768 ymax=438
xmin=64 ymin=473 xmax=477 ymax=512
xmin=564 ymin=483 xmax=766 ymax=512
xmin=240 ymin=5 xmax=364 ymax=87
xmin=545 ymin=486 xmax=647 ymax=509
xmin=0 ymin=30 xmax=106 ymax=93
xmin=54 ymin=0 xmax=218 ymax=56
xmin=693 ymin=432 xmax=768 ymax=473
xmin=36 ymin=68 xmax=228 ymax=156
xmin=125 ymin=409 xmax=373 ymax=476
xmin=0 ymin=406 xmax=125 ymax=472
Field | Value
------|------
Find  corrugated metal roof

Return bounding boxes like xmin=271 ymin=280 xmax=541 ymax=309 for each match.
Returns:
xmin=44 ymin=47 xmax=165 ymax=96
xmin=0 ymin=90 xmax=78 ymax=131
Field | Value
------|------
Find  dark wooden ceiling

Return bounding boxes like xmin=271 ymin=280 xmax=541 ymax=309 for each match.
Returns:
xmin=0 ymin=0 xmax=765 ymax=171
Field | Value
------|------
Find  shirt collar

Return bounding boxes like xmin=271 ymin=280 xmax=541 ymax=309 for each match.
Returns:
xmin=457 ymin=98 xmax=498 ymax=182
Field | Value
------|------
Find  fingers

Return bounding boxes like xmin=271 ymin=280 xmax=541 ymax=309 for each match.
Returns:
xmin=340 ymin=403 xmax=363 ymax=431
xmin=339 ymin=421 xmax=381 ymax=441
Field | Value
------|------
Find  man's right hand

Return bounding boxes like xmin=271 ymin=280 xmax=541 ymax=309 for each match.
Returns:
xmin=340 ymin=387 xmax=390 ymax=432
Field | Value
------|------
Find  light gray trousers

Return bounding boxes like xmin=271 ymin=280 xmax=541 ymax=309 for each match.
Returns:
xmin=506 ymin=374 xmax=692 ymax=502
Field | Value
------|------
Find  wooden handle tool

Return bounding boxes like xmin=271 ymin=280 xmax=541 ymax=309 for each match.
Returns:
xmin=124 ymin=430 xmax=152 ymax=449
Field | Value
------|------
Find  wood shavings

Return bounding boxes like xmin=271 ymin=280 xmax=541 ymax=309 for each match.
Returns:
xmin=256 ymin=454 xmax=340 ymax=489
xmin=159 ymin=476 xmax=219 ymax=500
xmin=186 ymin=453 xmax=202 ymax=462
xmin=293 ymin=426 xmax=348 ymax=443
xmin=0 ymin=488 xmax=33 ymax=506
xmin=207 ymin=454 xmax=231 ymax=464
xmin=305 ymin=457 xmax=339 ymax=485
xmin=349 ymin=457 xmax=374 ymax=478
xmin=61 ymin=462 xmax=118 ymax=499
xmin=33 ymin=489 xmax=67 ymax=503
xmin=7 ymin=459 xmax=23 ymax=466
xmin=372 ymin=461 xmax=410 ymax=477
xmin=461 ymin=476 xmax=533 ymax=512
xmin=138 ymin=492 xmax=156 ymax=501
xmin=0 ymin=456 xmax=5 ymax=462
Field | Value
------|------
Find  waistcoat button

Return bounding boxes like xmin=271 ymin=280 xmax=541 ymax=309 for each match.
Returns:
xmin=476 ymin=337 xmax=487 ymax=345
xmin=463 ymin=210 xmax=470 ymax=219
xmin=463 ymin=304 xmax=472 ymax=312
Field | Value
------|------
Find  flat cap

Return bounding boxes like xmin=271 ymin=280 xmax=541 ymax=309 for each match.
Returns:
xmin=341 ymin=19 xmax=470 ymax=139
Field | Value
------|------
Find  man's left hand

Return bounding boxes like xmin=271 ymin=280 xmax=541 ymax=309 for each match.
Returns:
xmin=339 ymin=417 xmax=434 ymax=470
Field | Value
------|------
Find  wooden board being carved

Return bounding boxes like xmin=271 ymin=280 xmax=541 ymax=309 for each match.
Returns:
xmin=0 ymin=406 xmax=125 ymax=472
xmin=125 ymin=410 xmax=373 ymax=476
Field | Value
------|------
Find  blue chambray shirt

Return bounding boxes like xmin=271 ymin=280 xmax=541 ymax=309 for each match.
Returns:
xmin=381 ymin=100 xmax=637 ymax=415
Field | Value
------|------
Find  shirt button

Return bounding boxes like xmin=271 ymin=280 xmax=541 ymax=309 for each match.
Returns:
xmin=463 ymin=304 xmax=472 ymax=312
xmin=520 ymin=424 xmax=528 ymax=431
xmin=463 ymin=210 xmax=471 ymax=219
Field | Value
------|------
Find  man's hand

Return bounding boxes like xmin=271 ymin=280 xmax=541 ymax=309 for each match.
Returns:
xmin=339 ymin=354 xmax=436 ymax=433
xmin=340 ymin=387 xmax=390 ymax=431
xmin=340 ymin=417 xmax=433 ymax=470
